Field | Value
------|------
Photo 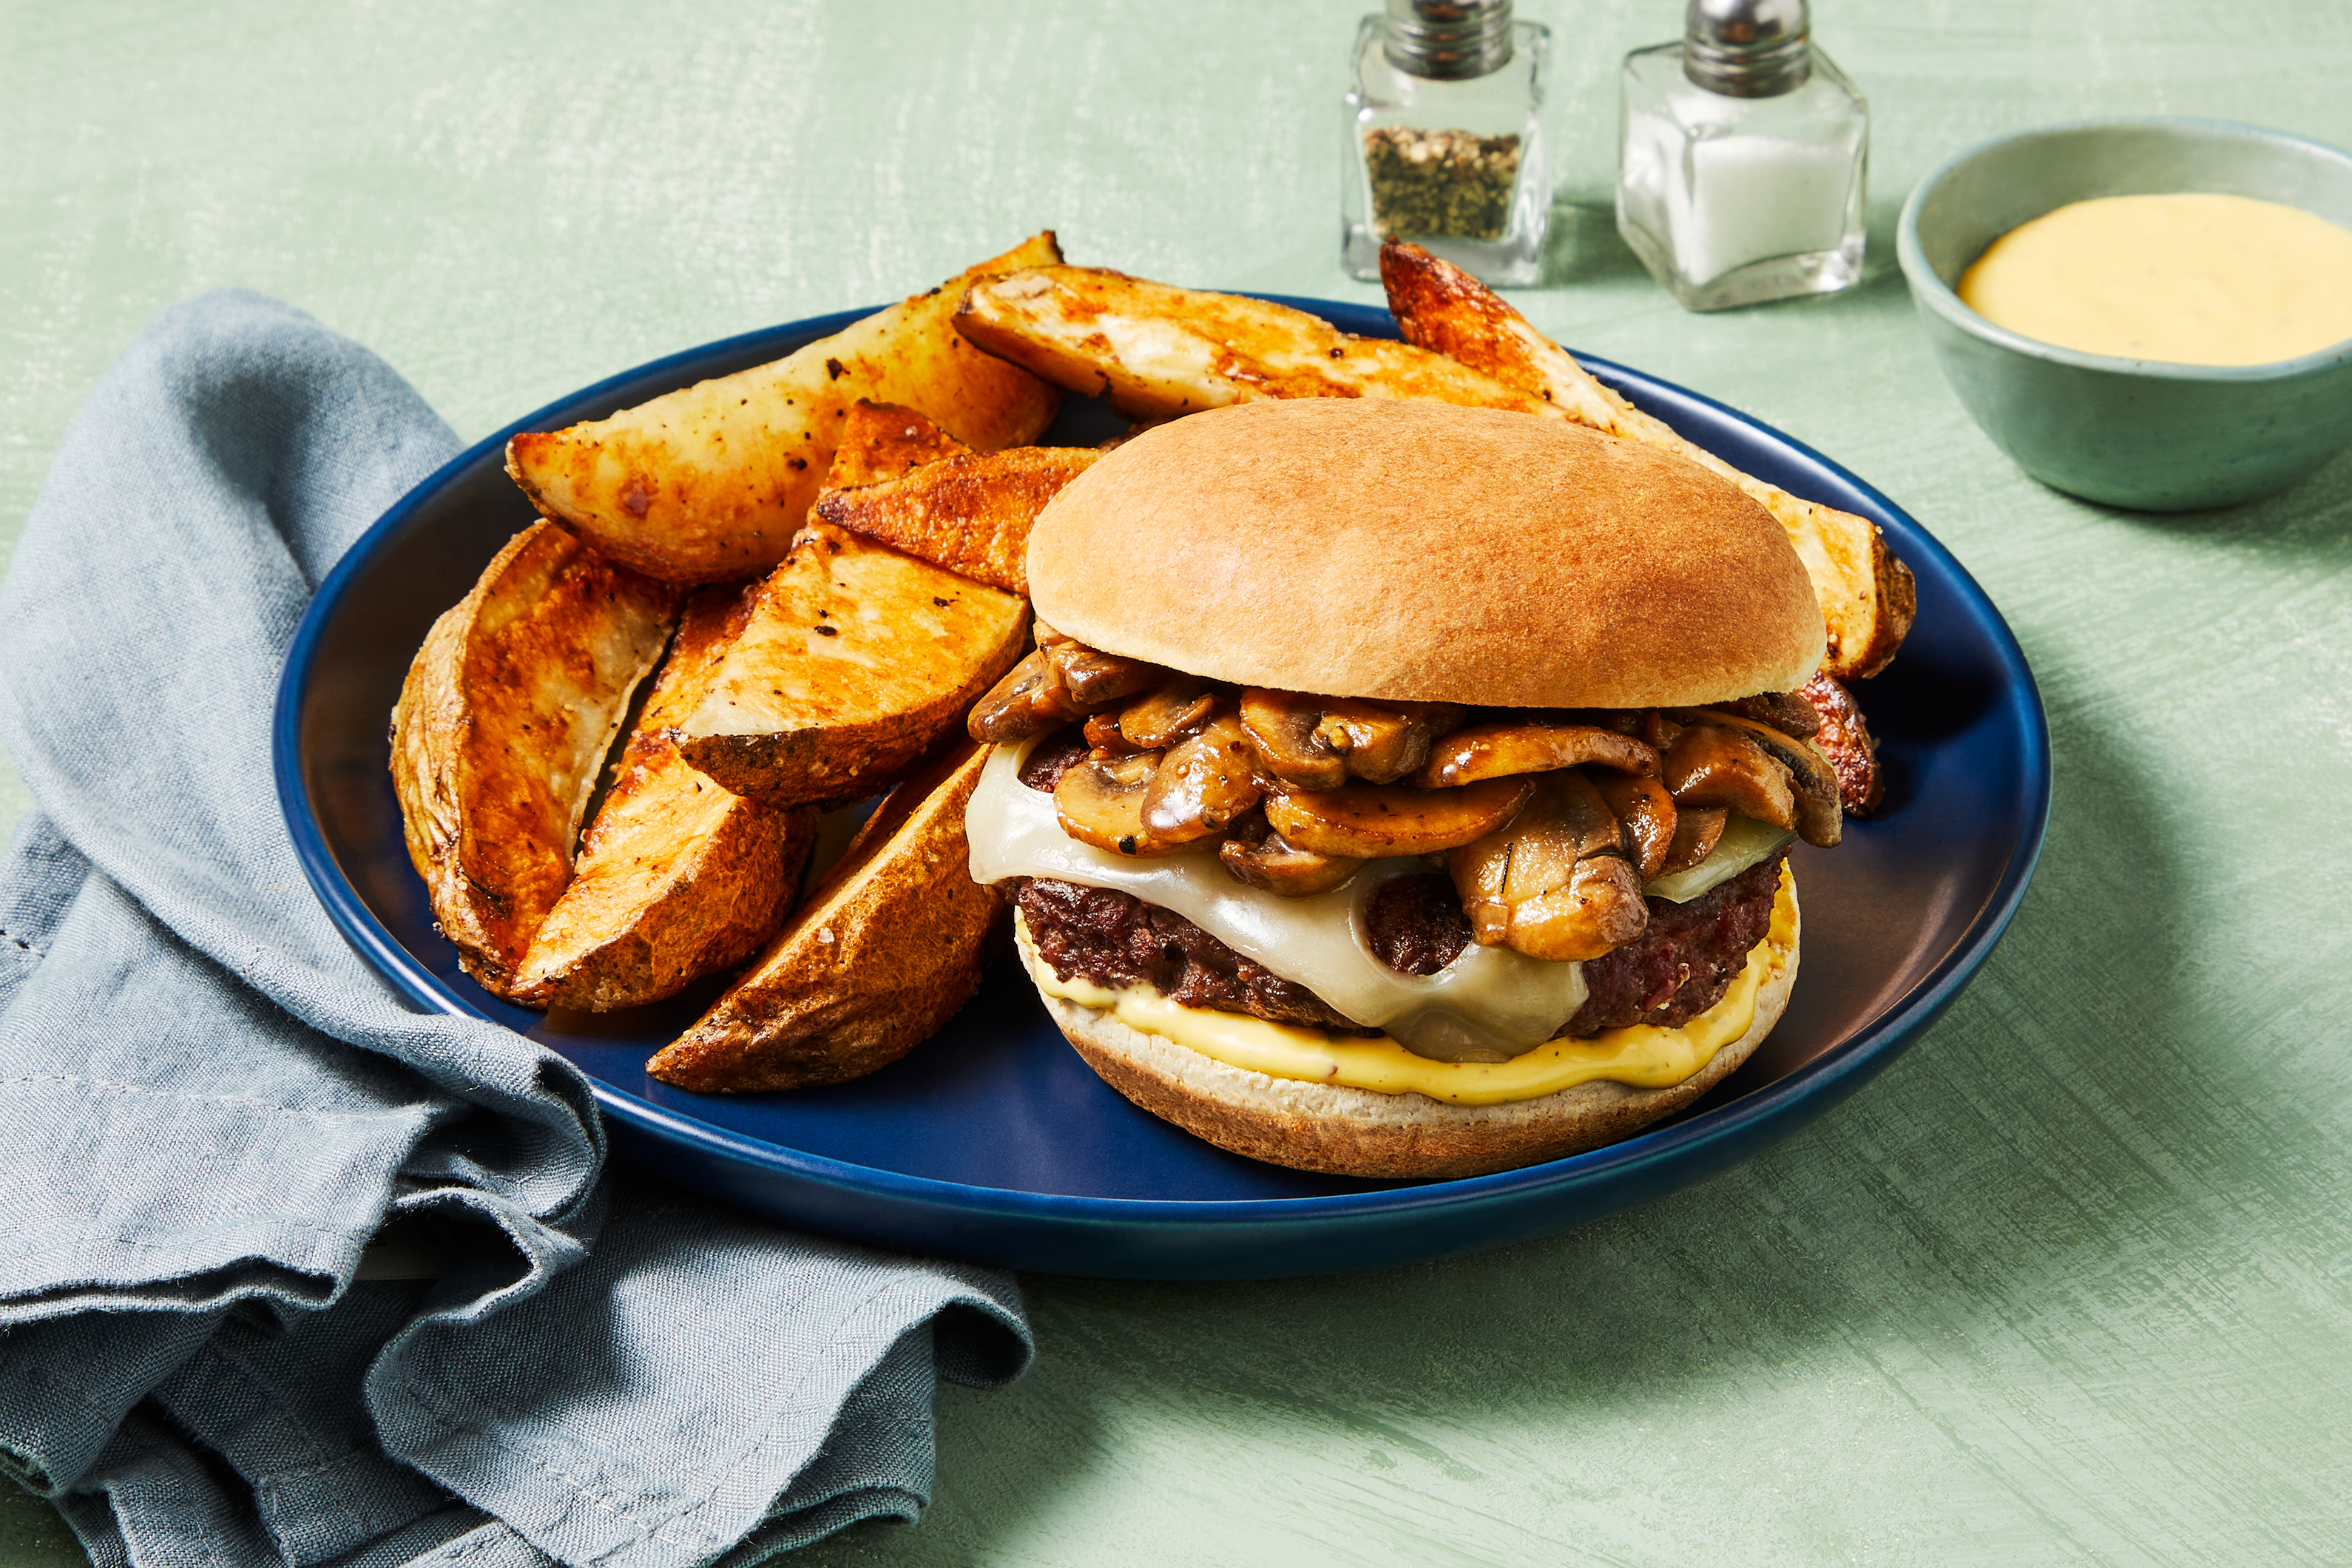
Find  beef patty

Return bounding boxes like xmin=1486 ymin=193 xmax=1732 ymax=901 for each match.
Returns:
xmin=1016 ymin=876 xmax=1378 ymax=1035
xmin=1566 ymin=851 xmax=1785 ymax=1034
xmin=1015 ymin=849 xmax=1786 ymax=1044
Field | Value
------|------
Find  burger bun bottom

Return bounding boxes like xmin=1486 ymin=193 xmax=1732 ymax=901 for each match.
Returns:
xmin=1024 ymin=885 xmax=1798 ymax=1181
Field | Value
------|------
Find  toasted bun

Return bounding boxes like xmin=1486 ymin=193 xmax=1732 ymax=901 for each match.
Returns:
xmin=1026 ymin=882 xmax=1799 ymax=1181
xmin=1027 ymin=399 xmax=1825 ymax=709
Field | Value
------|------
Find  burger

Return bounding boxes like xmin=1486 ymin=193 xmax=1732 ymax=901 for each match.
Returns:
xmin=962 ymin=397 xmax=1848 ymax=1180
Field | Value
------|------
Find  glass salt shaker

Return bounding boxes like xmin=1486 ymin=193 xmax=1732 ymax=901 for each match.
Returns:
xmin=1342 ymin=0 xmax=1552 ymax=286
xmin=1616 ymin=0 xmax=1868 ymax=311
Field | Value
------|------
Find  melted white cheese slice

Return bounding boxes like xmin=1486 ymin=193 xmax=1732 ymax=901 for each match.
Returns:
xmin=1017 ymin=868 xmax=1797 ymax=1105
xmin=966 ymin=738 xmax=1588 ymax=1056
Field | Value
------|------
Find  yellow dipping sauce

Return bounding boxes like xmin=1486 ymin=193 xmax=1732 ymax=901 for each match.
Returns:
xmin=1957 ymin=192 xmax=2352 ymax=366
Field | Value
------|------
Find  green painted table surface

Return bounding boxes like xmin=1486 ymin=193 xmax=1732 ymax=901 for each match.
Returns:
xmin=5 ymin=1 xmax=2349 ymax=1563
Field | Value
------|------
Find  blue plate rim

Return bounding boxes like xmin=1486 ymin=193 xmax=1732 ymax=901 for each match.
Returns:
xmin=274 ymin=294 xmax=2052 ymax=1230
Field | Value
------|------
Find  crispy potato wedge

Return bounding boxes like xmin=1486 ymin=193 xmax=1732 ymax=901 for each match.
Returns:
xmin=1376 ymin=240 xmax=1643 ymax=436
xmin=1784 ymin=504 xmax=1917 ymax=682
xmin=513 ymin=583 xmax=819 ymax=1010
xmin=822 ymin=399 xmax=975 ymax=489
xmin=669 ymin=521 xmax=1028 ymax=805
xmin=391 ymin=521 xmax=681 ymax=998
xmin=812 ymin=445 xmax=1099 ymax=595
xmin=504 ymin=232 xmax=1064 ymax=584
xmin=1379 ymin=241 xmax=1916 ymax=680
xmin=647 ymin=737 xmax=1004 ymax=1092
xmin=953 ymin=266 xmax=1562 ymax=424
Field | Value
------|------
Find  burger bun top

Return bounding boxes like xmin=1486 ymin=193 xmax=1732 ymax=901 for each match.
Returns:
xmin=1026 ymin=399 xmax=1825 ymax=709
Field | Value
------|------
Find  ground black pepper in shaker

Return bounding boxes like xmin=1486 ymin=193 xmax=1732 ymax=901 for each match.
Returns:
xmin=1342 ymin=0 xmax=1552 ymax=285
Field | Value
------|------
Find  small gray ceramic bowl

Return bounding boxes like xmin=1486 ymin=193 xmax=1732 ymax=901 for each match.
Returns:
xmin=1897 ymin=117 xmax=2352 ymax=511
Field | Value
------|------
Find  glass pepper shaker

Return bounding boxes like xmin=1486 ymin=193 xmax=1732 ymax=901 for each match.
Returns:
xmin=1342 ymin=0 xmax=1552 ymax=286
xmin=1616 ymin=0 xmax=1868 ymax=311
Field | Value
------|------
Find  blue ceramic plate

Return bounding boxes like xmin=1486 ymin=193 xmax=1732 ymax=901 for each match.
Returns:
xmin=275 ymin=297 xmax=2049 ymax=1279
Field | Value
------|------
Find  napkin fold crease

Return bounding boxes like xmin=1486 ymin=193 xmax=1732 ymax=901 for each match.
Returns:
xmin=0 ymin=290 xmax=1030 ymax=1567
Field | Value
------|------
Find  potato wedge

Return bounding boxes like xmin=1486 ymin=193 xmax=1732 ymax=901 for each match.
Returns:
xmin=504 ymin=232 xmax=1064 ymax=584
xmin=1379 ymin=240 xmax=1917 ymax=680
xmin=391 ymin=521 xmax=681 ymax=998
xmin=811 ymin=445 xmax=1099 ymax=595
xmin=646 ymin=737 xmax=1003 ymax=1092
xmin=668 ymin=521 xmax=1028 ymax=805
xmin=823 ymin=399 xmax=974 ymax=489
xmin=953 ymin=266 xmax=1563 ymax=424
xmin=513 ymin=582 xmax=818 ymax=1010
xmin=1783 ymin=504 xmax=1916 ymax=681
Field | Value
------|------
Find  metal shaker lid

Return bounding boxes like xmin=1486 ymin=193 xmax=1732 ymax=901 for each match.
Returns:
xmin=1383 ymin=0 xmax=1515 ymax=81
xmin=1683 ymin=0 xmax=1812 ymax=98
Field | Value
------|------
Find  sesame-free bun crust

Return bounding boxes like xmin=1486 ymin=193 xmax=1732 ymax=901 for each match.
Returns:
xmin=1027 ymin=399 xmax=1825 ymax=709
xmin=1028 ymin=883 xmax=1799 ymax=1181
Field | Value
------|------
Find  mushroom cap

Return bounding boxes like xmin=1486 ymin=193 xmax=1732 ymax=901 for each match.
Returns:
xmin=1027 ymin=399 xmax=1826 ymax=709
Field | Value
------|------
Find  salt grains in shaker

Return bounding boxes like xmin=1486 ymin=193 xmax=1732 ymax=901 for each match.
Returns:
xmin=1617 ymin=0 xmax=1868 ymax=310
xmin=1343 ymin=0 xmax=1552 ymax=285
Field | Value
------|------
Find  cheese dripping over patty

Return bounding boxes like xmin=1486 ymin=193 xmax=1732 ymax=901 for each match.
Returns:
xmin=966 ymin=735 xmax=1788 ymax=1058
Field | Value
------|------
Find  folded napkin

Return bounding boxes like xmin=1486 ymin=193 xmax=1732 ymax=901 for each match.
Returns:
xmin=0 ymin=291 xmax=1030 ymax=1567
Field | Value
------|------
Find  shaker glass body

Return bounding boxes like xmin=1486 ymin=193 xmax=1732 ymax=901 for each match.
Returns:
xmin=1343 ymin=16 xmax=1552 ymax=285
xmin=1617 ymin=41 xmax=1867 ymax=311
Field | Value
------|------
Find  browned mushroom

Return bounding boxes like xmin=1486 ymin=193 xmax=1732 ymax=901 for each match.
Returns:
xmin=1141 ymin=714 xmax=1265 ymax=844
xmin=1082 ymin=712 xmax=1142 ymax=754
xmin=1504 ymin=859 xmax=1649 ymax=963
xmin=1055 ymin=749 xmax=1180 ymax=856
xmin=1040 ymin=634 xmax=1166 ymax=706
xmin=1657 ymin=805 xmax=1728 ymax=875
xmin=1237 ymin=689 xmax=1348 ymax=789
xmin=1638 ymin=711 xmax=1684 ymax=753
xmin=1447 ymin=772 xmax=1647 ymax=962
xmin=1313 ymin=697 xmax=1458 ymax=784
xmin=1448 ymin=831 xmax=1513 ymax=947
xmin=1669 ymin=709 xmax=1842 ymax=848
xmin=1479 ymin=768 xmax=1623 ymax=891
xmin=968 ymin=649 xmax=1088 ymax=743
xmin=1264 ymin=774 xmax=1532 ymax=859
xmin=1410 ymin=720 xmax=1658 ymax=788
xmin=1660 ymin=725 xmax=1797 ymax=831
xmin=1118 ymin=675 xmax=1220 ymax=749
xmin=1592 ymin=771 xmax=1677 ymax=881
xmin=1237 ymin=689 xmax=1459 ymax=788
xmin=1218 ymin=813 xmax=1362 ymax=896
xmin=1721 ymin=689 xmax=1822 ymax=739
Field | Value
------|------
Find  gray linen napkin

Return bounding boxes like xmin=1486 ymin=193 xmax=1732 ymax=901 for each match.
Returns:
xmin=0 ymin=291 xmax=1031 ymax=1567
